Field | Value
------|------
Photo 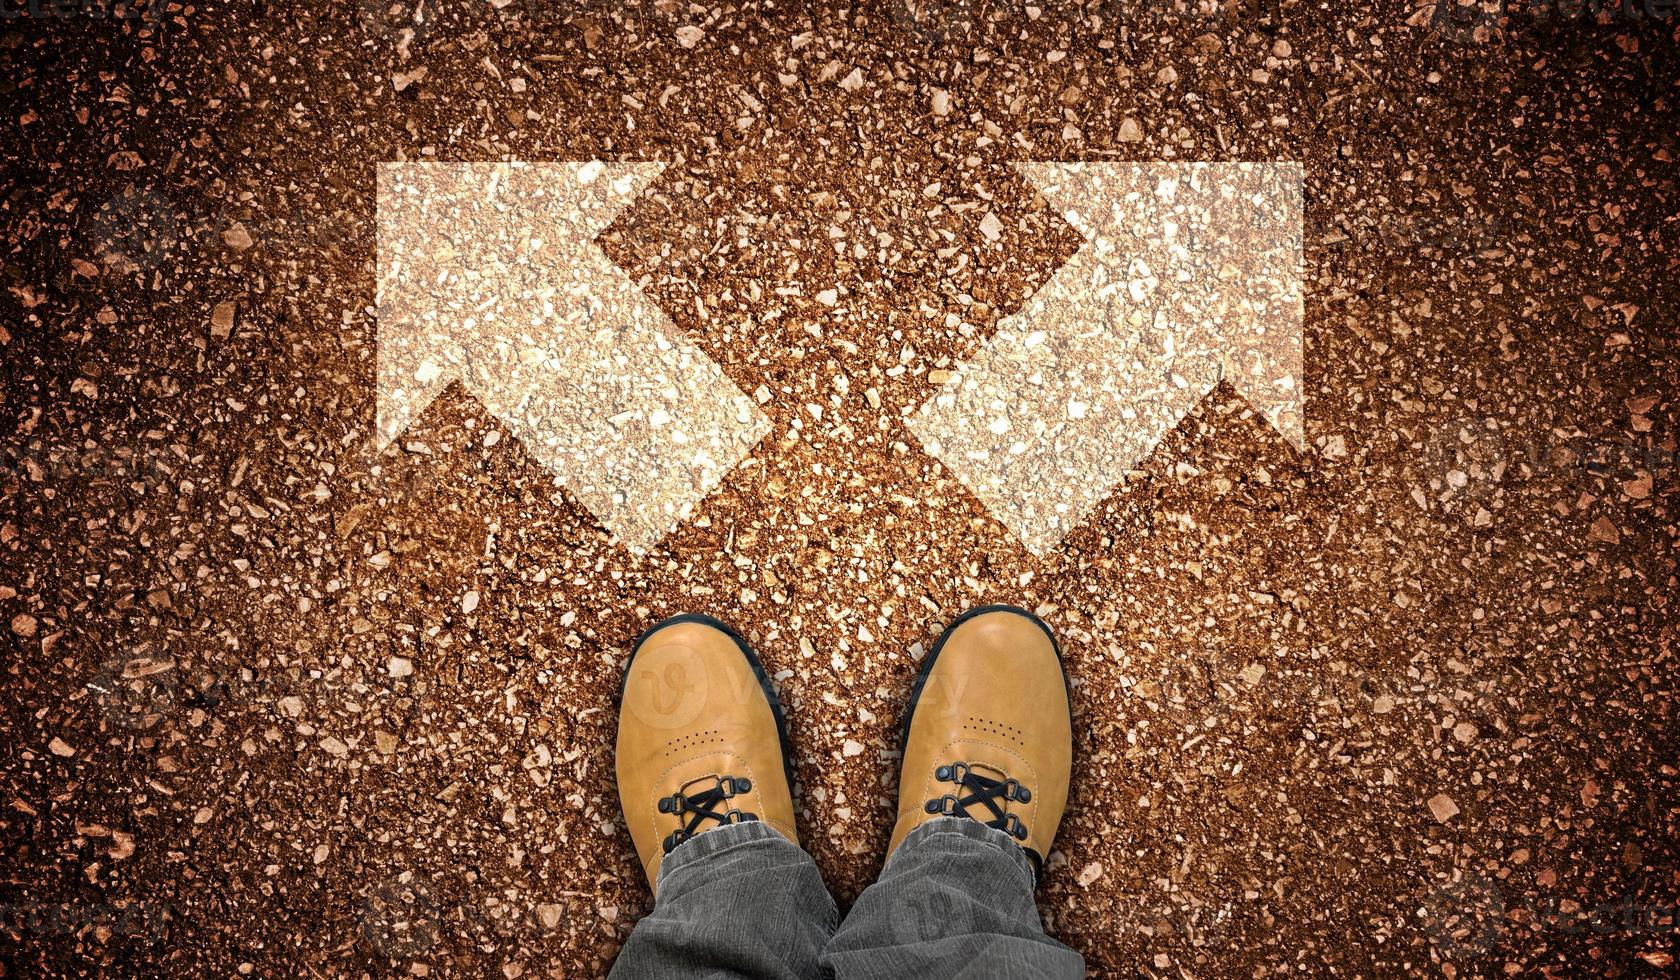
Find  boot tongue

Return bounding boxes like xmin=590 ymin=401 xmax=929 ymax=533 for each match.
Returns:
xmin=657 ymin=774 xmax=758 ymax=854
xmin=925 ymin=759 xmax=1033 ymax=842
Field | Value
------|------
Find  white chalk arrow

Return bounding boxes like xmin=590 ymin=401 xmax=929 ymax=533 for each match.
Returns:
xmin=909 ymin=162 xmax=1304 ymax=555
xmin=376 ymin=161 xmax=769 ymax=552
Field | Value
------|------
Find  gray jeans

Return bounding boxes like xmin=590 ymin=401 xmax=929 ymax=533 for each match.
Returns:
xmin=608 ymin=817 xmax=1085 ymax=979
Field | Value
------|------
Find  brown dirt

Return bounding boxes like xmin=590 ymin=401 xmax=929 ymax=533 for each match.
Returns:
xmin=2 ymin=0 xmax=1678 ymax=976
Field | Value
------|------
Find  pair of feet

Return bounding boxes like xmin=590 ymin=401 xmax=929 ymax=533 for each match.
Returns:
xmin=616 ymin=605 xmax=1073 ymax=894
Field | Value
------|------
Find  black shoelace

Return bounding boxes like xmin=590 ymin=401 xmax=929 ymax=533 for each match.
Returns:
xmin=658 ymin=775 xmax=757 ymax=854
xmin=922 ymin=761 xmax=1032 ymax=841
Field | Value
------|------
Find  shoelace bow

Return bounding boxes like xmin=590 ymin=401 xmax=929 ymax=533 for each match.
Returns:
xmin=658 ymin=775 xmax=757 ymax=854
xmin=922 ymin=761 xmax=1032 ymax=841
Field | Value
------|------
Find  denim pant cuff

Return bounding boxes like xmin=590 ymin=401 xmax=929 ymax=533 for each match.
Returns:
xmin=656 ymin=819 xmax=793 ymax=890
xmin=887 ymin=816 xmax=1038 ymax=889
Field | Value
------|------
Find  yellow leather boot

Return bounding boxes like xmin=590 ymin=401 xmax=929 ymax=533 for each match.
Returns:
xmin=888 ymin=605 xmax=1072 ymax=881
xmin=616 ymin=614 xmax=798 ymax=893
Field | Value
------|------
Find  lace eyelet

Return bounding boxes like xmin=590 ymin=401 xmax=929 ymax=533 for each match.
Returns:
xmin=922 ymin=794 xmax=961 ymax=817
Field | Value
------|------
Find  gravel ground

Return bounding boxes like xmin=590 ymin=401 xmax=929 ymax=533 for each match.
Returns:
xmin=2 ymin=1 xmax=1677 ymax=976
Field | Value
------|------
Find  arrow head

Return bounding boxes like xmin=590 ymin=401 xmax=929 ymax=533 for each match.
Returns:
xmin=1016 ymin=161 xmax=1304 ymax=451
xmin=910 ymin=161 xmax=1303 ymax=555
xmin=375 ymin=161 xmax=768 ymax=552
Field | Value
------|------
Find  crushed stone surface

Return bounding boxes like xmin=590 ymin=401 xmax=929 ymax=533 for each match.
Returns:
xmin=1 ymin=2 xmax=1677 ymax=976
